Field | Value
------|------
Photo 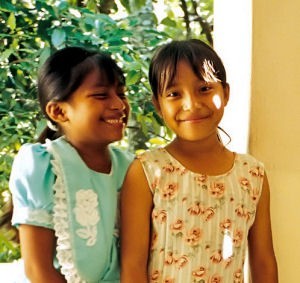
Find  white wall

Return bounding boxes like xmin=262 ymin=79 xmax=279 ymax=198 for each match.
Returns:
xmin=215 ymin=0 xmax=300 ymax=282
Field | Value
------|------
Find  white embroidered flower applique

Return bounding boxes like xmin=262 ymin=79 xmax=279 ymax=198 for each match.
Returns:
xmin=73 ymin=189 xmax=100 ymax=246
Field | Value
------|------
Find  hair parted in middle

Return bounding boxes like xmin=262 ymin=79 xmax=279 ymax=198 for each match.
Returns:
xmin=149 ymin=39 xmax=228 ymax=99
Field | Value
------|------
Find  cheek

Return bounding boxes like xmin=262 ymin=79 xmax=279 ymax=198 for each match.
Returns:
xmin=212 ymin=94 xmax=222 ymax=109
xmin=159 ymin=101 xmax=171 ymax=116
xmin=122 ymin=99 xmax=130 ymax=113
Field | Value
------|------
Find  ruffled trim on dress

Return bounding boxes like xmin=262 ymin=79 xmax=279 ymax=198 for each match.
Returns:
xmin=46 ymin=141 xmax=86 ymax=283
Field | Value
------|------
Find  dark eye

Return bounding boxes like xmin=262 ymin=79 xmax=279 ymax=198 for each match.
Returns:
xmin=166 ymin=91 xmax=180 ymax=98
xmin=91 ymin=93 xmax=107 ymax=99
xmin=118 ymin=92 xmax=127 ymax=100
xmin=200 ymin=85 xmax=212 ymax=92
xmin=116 ymin=86 xmax=127 ymax=99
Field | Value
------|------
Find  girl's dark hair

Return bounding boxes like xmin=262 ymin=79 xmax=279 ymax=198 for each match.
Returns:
xmin=37 ymin=46 xmax=125 ymax=142
xmin=149 ymin=39 xmax=227 ymax=99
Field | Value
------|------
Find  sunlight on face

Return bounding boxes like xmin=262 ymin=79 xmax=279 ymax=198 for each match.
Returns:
xmin=213 ymin=94 xmax=222 ymax=109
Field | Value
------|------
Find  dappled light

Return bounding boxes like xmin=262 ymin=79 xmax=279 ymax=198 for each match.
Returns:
xmin=213 ymin=94 xmax=222 ymax=109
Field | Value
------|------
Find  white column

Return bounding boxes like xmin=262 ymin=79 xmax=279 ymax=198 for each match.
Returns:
xmin=214 ymin=0 xmax=252 ymax=154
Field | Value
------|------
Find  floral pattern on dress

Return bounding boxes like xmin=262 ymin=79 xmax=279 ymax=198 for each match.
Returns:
xmin=140 ymin=148 xmax=264 ymax=283
xmin=73 ymin=189 xmax=100 ymax=246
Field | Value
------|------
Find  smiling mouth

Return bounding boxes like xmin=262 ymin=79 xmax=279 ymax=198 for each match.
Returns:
xmin=179 ymin=115 xmax=210 ymax=122
xmin=105 ymin=116 xmax=127 ymax=125
xmin=178 ymin=111 xmax=212 ymax=122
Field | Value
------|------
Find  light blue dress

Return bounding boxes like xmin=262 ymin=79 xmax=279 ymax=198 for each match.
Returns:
xmin=9 ymin=137 xmax=134 ymax=283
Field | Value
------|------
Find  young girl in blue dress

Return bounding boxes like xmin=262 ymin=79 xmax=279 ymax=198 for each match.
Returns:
xmin=120 ymin=39 xmax=278 ymax=282
xmin=9 ymin=46 xmax=133 ymax=283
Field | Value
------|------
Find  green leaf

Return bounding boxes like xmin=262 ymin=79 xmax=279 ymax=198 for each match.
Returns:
xmin=35 ymin=119 xmax=47 ymax=137
xmin=38 ymin=20 xmax=52 ymax=40
xmin=120 ymin=0 xmax=131 ymax=13
xmin=126 ymin=70 xmax=140 ymax=85
xmin=161 ymin=17 xmax=177 ymax=27
xmin=107 ymin=38 xmax=125 ymax=46
xmin=7 ymin=12 xmax=16 ymax=31
xmin=129 ymin=0 xmax=146 ymax=11
xmin=10 ymin=38 xmax=18 ymax=49
xmin=51 ymin=29 xmax=66 ymax=48
xmin=39 ymin=47 xmax=51 ymax=67
xmin=0 ymin=48 xmax=12 ymax=62
xmin=0 ymin=0 xmax=16 ymax=12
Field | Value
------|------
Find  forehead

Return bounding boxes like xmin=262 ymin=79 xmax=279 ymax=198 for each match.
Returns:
xmin=171 ymin=58 xmax=220 ymax=82
xmin=82 ymin=67 xmax=123 ymax=87
xmin=171 ymin=61 xmax=196 ymax=82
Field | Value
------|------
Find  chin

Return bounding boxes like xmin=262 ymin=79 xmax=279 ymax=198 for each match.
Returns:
xmin=109 ymin=134 xmax=125 ymax=143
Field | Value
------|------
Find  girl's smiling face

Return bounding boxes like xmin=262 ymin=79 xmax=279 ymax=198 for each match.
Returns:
xmin=54 ymin=67 xmax=129 ymax=148
xmin=154 ymin=60 xmax=229 ymax=143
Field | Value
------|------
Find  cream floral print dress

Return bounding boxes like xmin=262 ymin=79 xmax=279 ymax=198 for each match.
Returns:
xmin=138 ymin=148 xmax=264 ymax=283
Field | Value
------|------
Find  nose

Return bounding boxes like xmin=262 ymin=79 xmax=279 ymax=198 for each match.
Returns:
xmin=110 ymin=91 xmax=126 ymax=111
xmin=182 ymin=93 xmax=202 ymax=111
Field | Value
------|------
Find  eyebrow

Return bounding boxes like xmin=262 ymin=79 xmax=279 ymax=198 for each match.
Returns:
xmin=166 ymin=82 xmax=177 ymax=89
xmin=91 ymin=82 xmax=125 ymax=88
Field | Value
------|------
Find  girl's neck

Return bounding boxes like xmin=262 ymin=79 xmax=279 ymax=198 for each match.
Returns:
xmin=79 ymin=147 xmax=111 ymax=173
xmin=165 ymin=134 xmax=234 ymax=176
xmin=167 ymin=133 xmax=225 ymax=155
xmin=65 ymin=138 xmax=112 ymax=173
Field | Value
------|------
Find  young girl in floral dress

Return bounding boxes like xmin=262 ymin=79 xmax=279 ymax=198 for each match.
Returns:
xmin=120 ymin=39 xmax=278 ymax=283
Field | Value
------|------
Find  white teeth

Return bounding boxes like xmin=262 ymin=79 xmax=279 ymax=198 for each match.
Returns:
xmin=106 ymin=119 xmax=123 ymax=124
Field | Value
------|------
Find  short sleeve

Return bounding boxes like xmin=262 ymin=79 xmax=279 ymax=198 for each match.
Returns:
xmin=9 ymin=143 xmax=55 ymax=229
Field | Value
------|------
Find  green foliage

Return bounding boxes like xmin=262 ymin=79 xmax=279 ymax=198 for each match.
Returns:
xmin=0 ymin=199 xmax=20 ymax=262
xmin=158 ymin=0 xmax=214 ymax=43
xmin=0 ymin=232 xmax=21 ymax=262
xmin=0 ymin=0 xmax=213 ymax=262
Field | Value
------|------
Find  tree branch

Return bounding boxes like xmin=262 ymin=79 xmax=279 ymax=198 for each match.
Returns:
xmin=179 ymin=0 xmax=191 ymax=38
xmin=191 ymin=0 xmax=213 ymax=45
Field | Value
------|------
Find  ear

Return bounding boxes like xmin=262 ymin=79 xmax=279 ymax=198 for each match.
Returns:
xmin=152 ymin=96 xmax=162 ymax=117
xmin=46 ymin=101 xmax=68 ymax=123
xmin=223 ymin=83 xmax=230 ymax=106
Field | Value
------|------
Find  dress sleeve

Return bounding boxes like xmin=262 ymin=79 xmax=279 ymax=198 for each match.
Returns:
xmin=9 ymin=143 xmax=55 ymax=229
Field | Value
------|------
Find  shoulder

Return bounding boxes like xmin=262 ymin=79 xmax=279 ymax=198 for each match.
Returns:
xmin=11 ymin=143 xmax=52 ymax=174
xmin=236 ymin=153 xmax=265 ymax=172
xmin=137 ymin=147 xmax=166 ymax=164
xmin=137 ymin=147 xmax=170 ymax=173
xmin=235 ymin=153 xmax=266 ymax=198
xmin=9 ymin=143 xmax=55 ymax=228
xmin=122 ymin=158 xmax=151 ymax=195
xmin=15 ymin=142 xmax=48 ymax=157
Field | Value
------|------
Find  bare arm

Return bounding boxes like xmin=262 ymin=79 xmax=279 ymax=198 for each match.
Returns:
xmin=248 ymin=174 xmax=278 ymax=283
xmin=120 ymin=159 xmax=153 ymax=283
xmin=19 ymin=224 xmax=66 ymax=283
